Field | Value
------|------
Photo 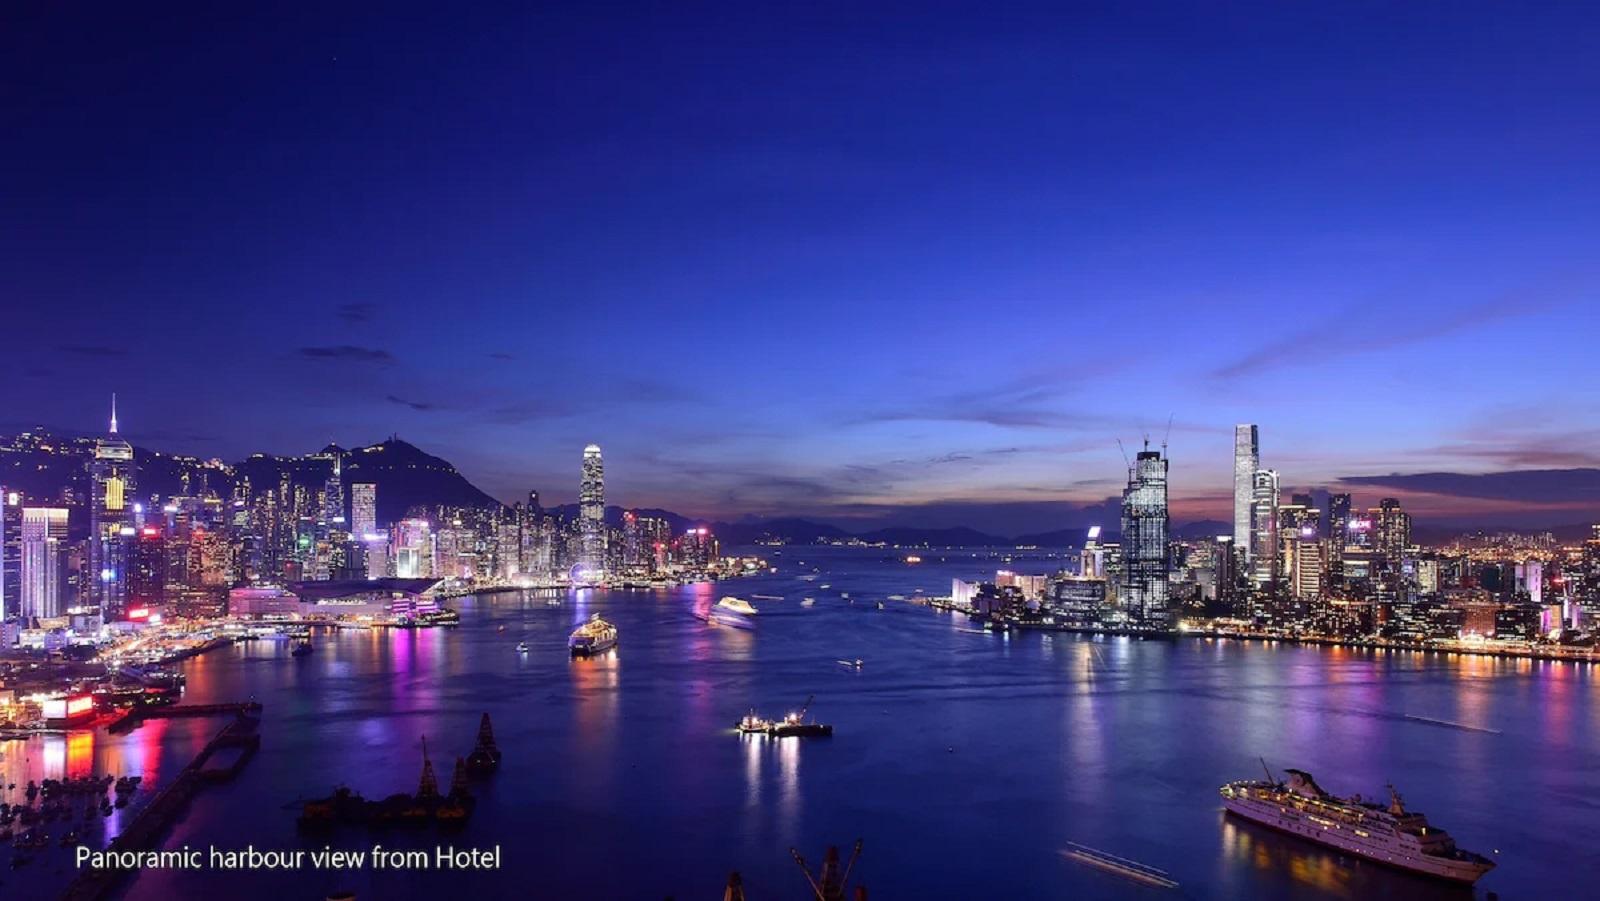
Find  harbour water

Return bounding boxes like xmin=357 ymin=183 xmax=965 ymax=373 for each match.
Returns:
xmin=2 ymin=546 xmax=1596 ymax=899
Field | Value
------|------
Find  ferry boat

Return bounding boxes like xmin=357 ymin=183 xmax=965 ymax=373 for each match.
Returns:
xmin=717 ymin=597 xmax=758 ymax=616
xmin=1220 ymin=766 xmax=1496 ymax=884
xmin=568 ymin=615 xmax=618 ymax=656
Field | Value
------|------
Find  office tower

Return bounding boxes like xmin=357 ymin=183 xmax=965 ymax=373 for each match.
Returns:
xmin=1284 ymin=533 xmax=1322 ymax=599
xmin=89 ymin=395 xmax=137 ymax=618
xmin=578 ymin=444 xmax=605 ymax=579
xmin=393 ymin=518 xmax=433 ymax=578
xmin=1375 ymin=498 xmax=1410 ymax=565
xmin=351 ymin=483 xmax=378 ymax=537
xmin=321 ymin=451 xmax=345 ymax=530
xmin=1233 ymin=425 xmax=1258 ymax=559
xmin=1081 ymin=525 xmax=1105 ymax=579
xmin=1325 ymin=492 xmax=1352 ymax=581
xmin=1119 ymin=443 xmax=1171 ymax=627
xmin=20 ymin=507 xmax=68 ymax=619
xmin=0 ymin=489 xmax=19 ymax=619
xmin=129 ymin=524 xmax=167 ymax=608
xmin=1289 ymin=493 xmax=1320 ymax=537
xmin=1248 ymin=469 xmax=1280 ymax=587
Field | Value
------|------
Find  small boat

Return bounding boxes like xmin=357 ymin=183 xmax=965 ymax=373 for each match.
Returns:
xmin=515 ymin=642 xmax=529 ymax=653
xmin=545 ymin=597 xmax=562 ymax=606
xmin=292 ymin=641 xmax=314 ymax=657
xmin=710 ymin=597 xmax=758 ymax=628
xmin=752 ymin=594 xmax=782 ymax=601
xmin=569 ymin=614 xmax=618 ymax=656
xmin=836 ymin=659 xmax=863 ymax=669
xmin=820 ymin=584 xmax=831 ymax=590
xmin=875 ymin=601 xmax=885 ymax=610
xmin=801 ymin=598 xmax=816 ymax=607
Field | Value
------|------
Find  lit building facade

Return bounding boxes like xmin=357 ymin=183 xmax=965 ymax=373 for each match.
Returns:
xmin=1233 ymin=424 xmax=1258 ymax=560
xmin=89 ymin=397 xmax=137 ymax=618
xmin=578 ymin=444 xmax=605 ymax=579
xmin=1119 ymin=445 xmax=1171 ymax=627
xmin=20 ymin=507 xmax=68 ymax=619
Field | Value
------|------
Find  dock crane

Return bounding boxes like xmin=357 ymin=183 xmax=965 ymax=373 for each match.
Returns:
xmin=791 ymin=839 xmax=865 ymax=901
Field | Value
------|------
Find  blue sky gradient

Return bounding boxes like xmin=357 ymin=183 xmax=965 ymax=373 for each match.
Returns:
xmin=3 ymin=3 xmax=1597 ymax=530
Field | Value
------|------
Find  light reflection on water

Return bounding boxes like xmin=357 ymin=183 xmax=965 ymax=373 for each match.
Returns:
xmin=0 ymin=546 xmax=1593 ymax=899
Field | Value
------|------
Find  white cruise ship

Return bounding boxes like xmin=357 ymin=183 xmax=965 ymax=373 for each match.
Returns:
xmin=1220 ymin=767 xmax=1495 ymax=884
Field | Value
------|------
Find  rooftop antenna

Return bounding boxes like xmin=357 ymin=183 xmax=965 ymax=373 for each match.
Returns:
xmin=109 ymin=393 xmax=119 ymax=434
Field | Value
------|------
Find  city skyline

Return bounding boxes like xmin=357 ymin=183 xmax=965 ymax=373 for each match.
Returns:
xmin=6 ymin=5 xmax=1600 ymax=533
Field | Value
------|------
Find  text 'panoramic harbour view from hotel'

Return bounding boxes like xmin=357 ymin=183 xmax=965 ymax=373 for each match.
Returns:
xmin=3 ymin=3 xmax=1598 ymax=899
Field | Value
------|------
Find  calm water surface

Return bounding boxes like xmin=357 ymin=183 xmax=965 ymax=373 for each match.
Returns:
xmin=3 ymin=547 xmax=1596 ymax=899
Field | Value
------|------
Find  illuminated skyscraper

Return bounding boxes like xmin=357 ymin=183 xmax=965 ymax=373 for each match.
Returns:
xmin=1119 ymin=443 xmax=1170 ymax=627
xmin=0 ymin=489 xmax=19 ymax=620
xmin=351 ymin=483 xmax=378 ymax=537
xmin=1248 ymin=469 xmax=1280 ymax=587
xmin=1374 ymin=497 xmax=1411 ymax=566
xmin=321 ymin=450 xmax=345 ymax=530
xmin=89 ymin=395 xmax=137 ymax=618
xmin=20 ymin=507 xmax=68 ymax=619
xmin=1233 ymin=424 xmax=1258 ymax=559
xmin=578 ymin=444 xmax=605 ymax=580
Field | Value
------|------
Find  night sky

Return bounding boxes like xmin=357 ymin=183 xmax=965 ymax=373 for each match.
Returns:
xmin=4 ymin=3 xmax=1598 ymax=531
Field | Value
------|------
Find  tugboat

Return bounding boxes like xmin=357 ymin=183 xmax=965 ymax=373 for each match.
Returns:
xmin=1220 ymin=763 xmax=1496 ymax=884
xmin=735 ymin=695 xmax=833 ymax=738
xmin=465 ymin=713 xmax=502 ymax=775
xmin=568 ymin=614 xmax=618 ymax=656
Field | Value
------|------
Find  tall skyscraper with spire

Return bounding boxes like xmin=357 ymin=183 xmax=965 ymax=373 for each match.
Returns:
xmin=89 ymin=395 xmax=136 ymax=618
xmin=1119 ymin=441 xmax=1171 ymax=628
xmin=1233 ymin=424 xmax=1258 ymax=561
xmin=578 ymin=445 xmax=606 ymax=580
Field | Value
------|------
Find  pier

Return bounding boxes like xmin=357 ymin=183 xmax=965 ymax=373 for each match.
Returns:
xmin=108 ymin=701 xmax=263 ymax=735
xmin=61 ymin=706 xmax=263 ymax=901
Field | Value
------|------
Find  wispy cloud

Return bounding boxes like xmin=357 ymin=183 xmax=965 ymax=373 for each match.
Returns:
xmin=336 ymin=303 xmax=377 ymax=324
xmin=385 ymin=394 xmax=438 ymax=412
xmin=1338 ymin=468 xmax=1600 ymax=504
xmin=298 ymin=345 xmax=394 ymax=364
xmin=1212 ymin=290 xmax=1562 ymax=380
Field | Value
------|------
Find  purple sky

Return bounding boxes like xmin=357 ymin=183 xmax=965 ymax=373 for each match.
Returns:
xmin=3 ymin=3 xmax=1598 ymax=531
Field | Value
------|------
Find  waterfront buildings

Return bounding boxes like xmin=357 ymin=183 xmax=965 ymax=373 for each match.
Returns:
xmin=1119 ymin=443 xmax=1171 ymax=627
